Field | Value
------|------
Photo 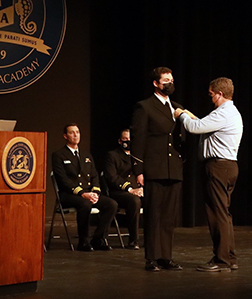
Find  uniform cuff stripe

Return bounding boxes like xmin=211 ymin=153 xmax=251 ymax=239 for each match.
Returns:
xmin=91 ymin=186 xmax=101 ymax=192
xmin=122 ymin=182 xmax=131 ymax=190
xmin=73 ymin=186 xmax=83 ymax=195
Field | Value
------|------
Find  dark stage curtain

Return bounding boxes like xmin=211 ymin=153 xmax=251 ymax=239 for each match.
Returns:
xmin=90 ymin=0 xmax=251 ymax=226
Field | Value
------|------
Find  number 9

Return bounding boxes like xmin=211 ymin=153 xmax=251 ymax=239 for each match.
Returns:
xmin=1 ymin=50 xmax=6 ymax=59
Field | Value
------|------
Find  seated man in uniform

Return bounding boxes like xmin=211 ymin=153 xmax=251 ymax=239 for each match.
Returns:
xmin=52 ymin=123 xmax=118 ymax=251
xmin=104 ymin=129 xmax=143 ymax=250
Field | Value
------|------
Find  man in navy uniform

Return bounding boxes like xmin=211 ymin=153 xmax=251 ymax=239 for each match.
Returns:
xmin=104 ymin=129 xmax=143 ymax=250
xmin=130 ymin=67 xmax=184 ymax=271
xmin=52 ymin=123 xmax=118 ymax=251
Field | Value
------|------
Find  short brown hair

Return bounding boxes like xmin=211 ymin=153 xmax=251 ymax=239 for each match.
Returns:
xmin=150 ymin=67 xmax=172 ymax=83
xmin=63 ymin=123 xmax=79 ymax=134
xmin=119 ymin=128 xmax=130 ymax=139
xmin=209 ymin=77 xmax=234 ymax=99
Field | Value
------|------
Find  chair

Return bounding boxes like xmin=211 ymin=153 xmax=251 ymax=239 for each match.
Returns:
xmin=47 ymin=171 xmax=100 ymax=251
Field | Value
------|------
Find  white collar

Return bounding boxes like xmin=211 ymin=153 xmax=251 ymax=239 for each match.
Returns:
xmin=154 ymin=93 xmax=175 ymax=121
xmin=154 ymin=93 xmax=171 ymax=106
xmin=66 ymin=145 xmax=79 ymax=155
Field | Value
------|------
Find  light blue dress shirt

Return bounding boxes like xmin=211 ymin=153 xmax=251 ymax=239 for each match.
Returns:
xmin=180 ymin=100 xmax=243 ymax=161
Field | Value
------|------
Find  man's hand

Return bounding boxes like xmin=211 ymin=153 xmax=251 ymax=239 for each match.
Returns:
xmin=129 ymin=187 xmax=144 ymax=197
xmin=174 ymin=108 xmax=197 ymax=119
xmin=174 ymin=108 xmax=184 ymax=119
xmin=184 ymin=109 xmax=197 ymax=119
xmin=81 ymin=192 xmax=99 ymax=204
xmin=137 ymin=174 xmax=144 ymax=186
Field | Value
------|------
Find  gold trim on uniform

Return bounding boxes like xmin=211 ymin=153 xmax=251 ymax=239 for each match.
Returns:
xmin=122 ymin=181 xmax=131 ymax=190
xmin=91 ymin=186 xmax=101 ymax=193
xmin=73 ymin=186 xmax=83 ymax=195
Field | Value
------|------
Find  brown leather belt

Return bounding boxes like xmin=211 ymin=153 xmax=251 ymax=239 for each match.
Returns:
xmin=205 ymin=157 xmax=236 ymax=162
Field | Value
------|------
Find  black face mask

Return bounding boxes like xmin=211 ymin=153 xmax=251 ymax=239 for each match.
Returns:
xmin=161 ymin=83 xmax=175 ymax=96
xmin=120 ymin=140 xmax=130 ymax=150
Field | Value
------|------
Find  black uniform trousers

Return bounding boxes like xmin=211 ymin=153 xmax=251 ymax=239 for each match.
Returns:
xmin=110 ymin=191 xmax=142 ymax=243
xmin=204 ymin=158 xmax=238 ymax=265
xmin=143 ymin=179 xmax=182 ymax=261
xmin=60 ymin=192 xmax=118 ymax=244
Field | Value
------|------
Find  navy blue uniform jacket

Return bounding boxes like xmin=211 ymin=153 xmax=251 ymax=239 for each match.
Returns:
xmin=130 ymin=95 xmax=184 ymax=181
xmin=52 ymin=145 xmax=101 ymax=196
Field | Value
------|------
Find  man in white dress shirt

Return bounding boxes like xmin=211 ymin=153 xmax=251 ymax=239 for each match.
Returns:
xmin=175 ymin=77 xmax=243 ymax=272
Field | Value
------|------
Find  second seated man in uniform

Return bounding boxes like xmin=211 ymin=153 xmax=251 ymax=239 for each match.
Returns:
xmin=52 ymin=123 xmax=118 ymax=252
xmin=104 ymin=129 xmax=143 ymax=250
xmin=130 ymin=67 xmax=184 ymax=271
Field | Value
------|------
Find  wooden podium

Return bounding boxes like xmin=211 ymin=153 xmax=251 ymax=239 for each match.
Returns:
xmin=0 ymin=131 xmax=47 ymax=290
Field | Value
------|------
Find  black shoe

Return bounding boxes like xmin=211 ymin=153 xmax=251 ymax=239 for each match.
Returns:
xmin=196 ymin=259 xmax=231 ymax=272
xmin=77 ymin=243 xmax=94 ymax=252
xmin=231 ymin=263 xmax=238 ymax=270
xmin=128 ymin=241 xmax=140 ymax=250
xmin=90 ymin=238 xmax=113 ymax=251
xmin=157 ymin=259 xmax=183 ymax=270
xmin=145 ymin=260 xmax=160 ymax=272
xmin=94 ymin=244 xmax=113 ymax=251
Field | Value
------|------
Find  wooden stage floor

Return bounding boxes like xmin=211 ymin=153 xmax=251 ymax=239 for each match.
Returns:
xmin=2 ymin=225 xmax=252 ymax=299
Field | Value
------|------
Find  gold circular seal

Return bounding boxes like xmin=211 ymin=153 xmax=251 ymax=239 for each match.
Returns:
xmin=2 ymin=137 xmax=36 ymax=190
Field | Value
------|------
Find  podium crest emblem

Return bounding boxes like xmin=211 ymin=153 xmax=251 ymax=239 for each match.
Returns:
xmin=2 ymin=136 xmax=36 ymax=189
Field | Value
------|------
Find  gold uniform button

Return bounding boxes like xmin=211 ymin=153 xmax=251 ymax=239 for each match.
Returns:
xmin=88 ymin=182 xmax=91 ymax=186
xmin=169 ymin=143 xmax=172 ymax=146
xmin=78 ymin=174 xmax=81 ymax=177
xmin=169 ymin=133 xmax=172 ymax=136
xmin=169 ymin=153 xmax=172 ymax=157
xmin=179 ymin=155 xmax=181 ymax=158
xmin=128 ymin=175 xmax=131 ymax=177
xmin=87 ymin=174 xmax=90 ymax=177
xmin=79 ymin=182 xmax=82 ymax=186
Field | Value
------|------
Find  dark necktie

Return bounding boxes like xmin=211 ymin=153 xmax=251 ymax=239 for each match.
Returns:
xmin=165 ymin=101 xmax=173 ymax=120
xmin=74 ymin=150 xmax=81 ymax=172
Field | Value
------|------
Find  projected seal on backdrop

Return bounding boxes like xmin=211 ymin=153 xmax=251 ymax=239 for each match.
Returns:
xmin=0 ymin=0 xmax=67 ymax=94
xmin=2 ymin=136 xmax=36 ymax=190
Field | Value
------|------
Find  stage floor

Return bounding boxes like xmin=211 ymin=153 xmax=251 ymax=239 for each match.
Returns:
xmin=2 ymin=225 xmax=252 ymax=299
